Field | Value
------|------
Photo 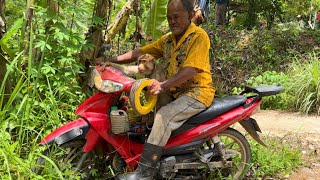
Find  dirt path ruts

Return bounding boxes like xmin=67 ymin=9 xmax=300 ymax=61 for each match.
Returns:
xmin=252 ymin=110 xmax=320 ymax=134
xmin=251 ymin=110 xmax=320 ymax=180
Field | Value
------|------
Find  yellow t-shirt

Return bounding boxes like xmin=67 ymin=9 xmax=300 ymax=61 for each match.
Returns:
xmin=140 ymin=22 xmax=215 ymax=107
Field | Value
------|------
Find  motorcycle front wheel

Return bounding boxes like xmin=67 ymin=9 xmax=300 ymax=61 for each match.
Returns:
xmin=34 ymin=140 xmax=109 ymax=179
xmin=205 ymin=128 xmax=251 ymax=179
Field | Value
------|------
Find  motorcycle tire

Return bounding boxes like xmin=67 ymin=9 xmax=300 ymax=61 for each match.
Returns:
xmin=33 ymin=140 xmax=104 ymax=179
xmin=207 ymin=128 xmax=251 ymax=179
xmin=203 ymin=128 xmax=251 ymax=179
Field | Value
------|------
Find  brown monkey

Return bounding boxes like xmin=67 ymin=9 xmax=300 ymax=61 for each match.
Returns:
xmin=103 ymin=54 xmax=172 ymax=109
xmin=102 ymin=54 xmax=166 ymax=82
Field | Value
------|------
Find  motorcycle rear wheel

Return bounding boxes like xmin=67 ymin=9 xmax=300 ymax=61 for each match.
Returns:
xmin=206 ymin=128 xmax=251 ymax=179
xmin=34 ymin=140 xmax=109 ymax=179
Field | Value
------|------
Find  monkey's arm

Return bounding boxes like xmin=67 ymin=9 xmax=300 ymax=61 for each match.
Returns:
xmin=105 ymin=62 xmax=139 ymax=76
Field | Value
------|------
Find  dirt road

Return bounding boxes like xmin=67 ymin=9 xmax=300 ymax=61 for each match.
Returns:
xmin=250 ymin=110 xmax=320 ymax=180
xmin=252 ymin=110 xmax=320 ymax=134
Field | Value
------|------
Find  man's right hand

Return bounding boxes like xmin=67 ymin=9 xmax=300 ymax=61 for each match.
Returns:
xmin=95 ymin=56 xmax=112 ymax=71
xmin=95 ymin=56 xmax=105 ymax=65
xmin=100 ymin=61 xmax=112 ymax=71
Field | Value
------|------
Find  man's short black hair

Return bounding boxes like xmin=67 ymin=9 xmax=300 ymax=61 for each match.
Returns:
xmin=168 ymin=0 xmax=196 ymax=13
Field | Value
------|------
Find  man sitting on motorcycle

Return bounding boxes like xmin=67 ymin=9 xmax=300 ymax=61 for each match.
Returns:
xmin=97 ymin=0 xmax=215 ymax=179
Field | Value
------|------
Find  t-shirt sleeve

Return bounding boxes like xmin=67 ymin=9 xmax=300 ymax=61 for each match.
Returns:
xmin=183 ymin=32 xmax=210 ymax=72
xmin=140 ymin=35 xmax=167 ymax=59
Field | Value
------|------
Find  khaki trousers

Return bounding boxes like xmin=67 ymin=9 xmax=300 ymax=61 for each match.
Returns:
xmin=147 ymin=95 xmax=206 ymax=147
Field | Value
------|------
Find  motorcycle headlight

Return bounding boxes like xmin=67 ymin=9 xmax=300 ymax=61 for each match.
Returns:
xmin=91 ymin=69 xmax=124 ymax=93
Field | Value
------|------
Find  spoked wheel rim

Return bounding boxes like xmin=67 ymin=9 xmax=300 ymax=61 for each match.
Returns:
xmin=219 ymin=129 xmax=251 ymax=179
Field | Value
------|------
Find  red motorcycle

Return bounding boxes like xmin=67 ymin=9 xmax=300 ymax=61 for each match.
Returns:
xmin=35 ymin=65 xmax=283 ymax=179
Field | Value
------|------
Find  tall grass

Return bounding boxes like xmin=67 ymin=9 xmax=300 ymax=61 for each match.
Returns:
xmin=249 ymin=135 xmax=303 ymax=178
xmin=0 ymin=20 xmax=84 ymax=180
xmin=288 ymin=52 xmax=320 ymax=115
xmin=0 ymin=59 xmax=84 ymax=179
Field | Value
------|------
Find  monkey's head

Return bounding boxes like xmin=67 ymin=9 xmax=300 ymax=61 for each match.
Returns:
xmin=137 ymin=54 xmax=156 ymax=76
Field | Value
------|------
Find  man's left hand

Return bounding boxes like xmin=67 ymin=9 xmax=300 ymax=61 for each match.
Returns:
xmin=148 ymin=79 xmax=163 ymax=95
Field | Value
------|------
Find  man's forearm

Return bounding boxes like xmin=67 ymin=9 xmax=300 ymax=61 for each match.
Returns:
xmin=109 ymin=48 xmax=143 ymax=64
xmin=161 ymin=67 xmax=198 ymax=90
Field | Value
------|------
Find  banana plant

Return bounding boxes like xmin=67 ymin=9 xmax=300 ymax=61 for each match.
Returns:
xmin=144 ymin=0 xmax=167 ymax=41
xmin=0 ymin=18 xmax=23 ymax=59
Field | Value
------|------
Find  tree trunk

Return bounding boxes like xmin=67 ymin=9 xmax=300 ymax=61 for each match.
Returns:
xmin=215 ymin=1 xmax=228 ymax=26
xmin=104 ymin=0 xmax=138 ymax=43
xmin=78 ymin=0 xmax=111 ymax=90
xmin=17 ymin=0 xmax=34 ymax=71
xmin=132 ymin=0 xmax=147 ymax=48
xmin=80 ymin=0 xmax=110 ymax=63
xmin=0 ymin=0 xmax=11 ymax=106
xmin=45 ymin=0 xmax=59 ymax=33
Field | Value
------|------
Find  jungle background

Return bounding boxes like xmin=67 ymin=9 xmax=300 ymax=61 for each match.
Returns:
xmin=0 ymin=0 xmax=319 ymax=179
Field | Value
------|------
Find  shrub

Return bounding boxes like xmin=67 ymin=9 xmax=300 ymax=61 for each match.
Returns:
xmin=233 ymin=71 xmax=292 ymax=110
xmin=287 ymin=53 xmax=320 ymax=115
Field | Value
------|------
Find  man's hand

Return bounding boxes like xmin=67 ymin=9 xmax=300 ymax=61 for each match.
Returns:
xmin=148 ymin=79 xmax=163 ymax=95
xmin=95 ymin=56 xmax=105 ymax=65
xmin=95 ymin=56 xmax=112 ymax=71
xmin=100 ymin=61 xmax=112 ymax=71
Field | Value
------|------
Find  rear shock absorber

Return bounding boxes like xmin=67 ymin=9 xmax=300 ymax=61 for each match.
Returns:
xmin=212 ymin=136 xmax=227 ymax=165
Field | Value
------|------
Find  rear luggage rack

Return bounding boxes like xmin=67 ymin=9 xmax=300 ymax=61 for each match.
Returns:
xmin=240 ymin=85 xmax=284 ymax=108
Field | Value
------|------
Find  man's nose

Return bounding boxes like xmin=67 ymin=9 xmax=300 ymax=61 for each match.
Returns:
xmin=168 ymin=18 xmax=175 ymax=25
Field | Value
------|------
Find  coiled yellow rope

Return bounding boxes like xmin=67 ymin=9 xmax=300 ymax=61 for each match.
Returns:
xmin=130 ymin=79 xmax=157 ymax=115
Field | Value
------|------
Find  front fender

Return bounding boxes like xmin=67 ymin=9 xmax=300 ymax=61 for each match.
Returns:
xmin=41 ymin=118 xmax=90 ymax=145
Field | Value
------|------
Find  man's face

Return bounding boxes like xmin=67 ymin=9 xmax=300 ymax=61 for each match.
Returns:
xmin=167 ymin=0 xmax=192 ymax=39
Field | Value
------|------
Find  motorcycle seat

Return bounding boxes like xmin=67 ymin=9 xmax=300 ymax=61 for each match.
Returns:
xmin=171 ymin=95 xmax=247 ymax=137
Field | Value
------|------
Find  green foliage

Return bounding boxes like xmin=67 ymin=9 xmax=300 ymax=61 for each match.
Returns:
xmin=0 ymin=18 xmax=23 ymax=58
xmin=287 ymin=53 xmax=320 ymax=115
xmin=144 ymin=0 xmax=168 ymax=40
xmin=229 ymin=0 xmax=319 ymax=29
xmin=0 ymin=58 xmax=82 ymax=179
xmin=249 ymin=136 xmax=303 ymax=178
xmin=248 ymin=22 xmax=303 ymax=71
xmin=244 ymin=0 xmax=283 ymax=29
xmin=0 ymin=1 xmax=93 ymax=178
xmin=279 ymin=0 xmax=320 ymax=22
xmin=211 ymin=20 xmax=317 ymax=95
xmin=233 ymin=71 xmax=292 ymax=110
xmin=231 ymin=51 xmax=320 ymax=114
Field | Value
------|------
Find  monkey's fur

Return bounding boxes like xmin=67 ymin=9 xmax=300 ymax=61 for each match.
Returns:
xmin=103 ymin=54 xmax=165 ymax=81
xmin=104 ymin=54 xmax=172 ymax=110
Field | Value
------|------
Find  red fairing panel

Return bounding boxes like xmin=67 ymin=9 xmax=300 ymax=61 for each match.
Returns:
xmin=81 ymin=112 xmax=143 ymax=168
xmin=82 ymin=128 xmax=103 ymax=152
xmin=97 ymin=66 xmax=135 ymax=92
xmin=165 ymin=98 xmax=261 ymax=148
xmin=75 ymin=92 xmax=116 ymax=116
xmin=41 ymin=118 xmax=88 ymax=145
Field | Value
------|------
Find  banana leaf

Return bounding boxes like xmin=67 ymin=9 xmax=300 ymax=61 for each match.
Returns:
xmin=144 ymin=0 xmax=168 ymax=41
xmin=0 ymin=18 xmax=24 ymax=59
